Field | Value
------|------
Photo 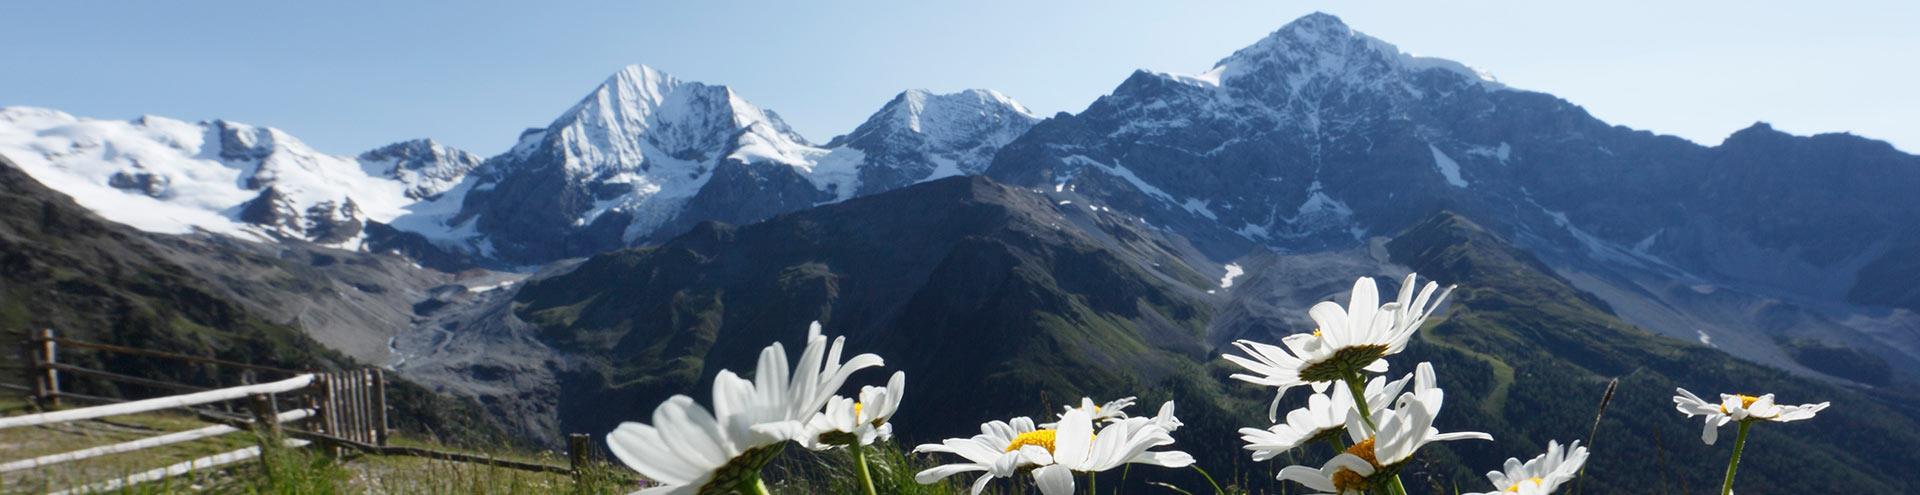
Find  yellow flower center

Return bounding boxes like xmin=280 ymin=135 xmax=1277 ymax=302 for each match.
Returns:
xmin=1313 ymin=328 xmax=1324 ymax=337
xmin=1505 ymin=477 xmax=1544 ymax=492
xmin=854 ymin=402 xmax=864 ymax=419
xmin=1720 ymin=394 xmax=1759 ymax=414
xmin=1006 ymin=429 xmax=1057 ymax=453
xmin=1332 ymin=438 xmax=1382 ymax=491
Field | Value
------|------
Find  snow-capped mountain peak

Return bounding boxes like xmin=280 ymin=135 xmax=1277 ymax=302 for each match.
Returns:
xmin=543 ymin=64 xmax=808 ymax=175
xmin=887 ymin=88 xmax=1036 ymax=134
xmin=2 ymin=66 xmax=1045 ymax=266
xmin=825 ymin=88 xmax=1041 ymax=194
xmin=451 ymin=71 xmax=1046 ymax=262
xmin=1200 ymin=12 xmax=1503 ymax=93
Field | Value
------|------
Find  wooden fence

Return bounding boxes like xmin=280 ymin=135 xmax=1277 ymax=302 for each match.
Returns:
xmin=7 ymin=329 xmax=627 ymax=492
xmin=0 ymin=374 xmax=319 ymax=494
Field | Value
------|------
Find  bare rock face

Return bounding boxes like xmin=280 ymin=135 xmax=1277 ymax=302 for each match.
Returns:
xmin=358 ymin=138 xmax=483 ymax=199
xmin=107 ymin=169 xmax=171 ymax=197
xmin=303 ymin=198 xmax=365 ymax=245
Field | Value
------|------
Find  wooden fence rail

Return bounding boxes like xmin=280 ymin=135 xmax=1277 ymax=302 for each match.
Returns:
xmin=0 ymin=409 xmax=314 ymax=474
xmin=0 ymin=375 xmax=315 ymax=430
xmin=42 ymin=335 xmax=303 ymax=375
xmin=0 ymin=378 xmax=318 ymax=492
xmin=8 ymin=329 xmax=629 ymax=490
xmin=48 ymin=438 xmax=313 ymax=495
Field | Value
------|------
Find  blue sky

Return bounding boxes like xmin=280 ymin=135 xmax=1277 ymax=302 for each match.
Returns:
xmin=3 ymin=1 xmax=1914 ymax=155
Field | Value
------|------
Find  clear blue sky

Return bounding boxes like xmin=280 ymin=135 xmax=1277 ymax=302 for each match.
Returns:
xmin=4 ymin=1 xmax=1914 ymax=156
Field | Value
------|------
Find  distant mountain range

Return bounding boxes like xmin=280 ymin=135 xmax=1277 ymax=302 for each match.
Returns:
xmin=0 ymin=66 xmax=1038 ymax=267
xmin=984 ymin=13 xmax=1920 ymax=385
xmin=4 ymin=11 xmax=1920 ymax=492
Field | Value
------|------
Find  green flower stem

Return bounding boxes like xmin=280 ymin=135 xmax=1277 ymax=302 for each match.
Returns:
xmin=1325 ymin=435 xmax=1349 ymax=452
xmin=1722 ymin=421 xmax=1753 ymax=495
xmin=744 ymin=475 xmax=771 ymax=495
xmin=1342 ymin=371 xmax=1379 ymax=432
xmin=1385 ymin=474 xmax=1410 ymax=495
xmin=1088 ymin=470 xmax=1097 ymax=495
xmin=1192 ymin=465 xmax=1226 ymax=495
xmin=850 ymin=441 xmax=878 ymax=495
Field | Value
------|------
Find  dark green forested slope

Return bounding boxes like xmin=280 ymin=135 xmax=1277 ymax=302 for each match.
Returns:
xmin=513 ymin=175 xmax=1920 ymax=493
xmin=1385 ymin=213 xmax=1920 ymax=493
xmin=513 ymin=176 xmax=1257 ymax=450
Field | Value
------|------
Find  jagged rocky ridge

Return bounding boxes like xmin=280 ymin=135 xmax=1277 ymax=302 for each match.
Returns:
xmin=984 ymin=13 xmax=1920 ymax=384
xmin=446 ymin=66 xmax=1040 ymax=263
xmin=0 ymin=66 xmax=1042 ymax=268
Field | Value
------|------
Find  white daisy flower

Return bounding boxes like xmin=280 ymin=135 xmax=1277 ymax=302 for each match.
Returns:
xmin=605 ymin=396 xmax=785 ymax=495
xmin=1242 ymin=356 xmax=1418 ymax=460
xmin=1225 ymin=274 xmax=1454 ymax=418
xmin=1673 ymin=388 xmax=1830 ymax=444
xmin=1145 ymin=400 xmax=1184 ymax=433
xmin=1467 ymin=440 xmax=1588 ymax=495
xmin=608 ymin=322 xmax=883 ymax=494
xmin=711 ymin=321 xmax=885 ymax=446
xmin=804 ymin=371 xmax=906 ymax=449
xmin=914 ymin=416 xmax=1053 ymax=495
xmin=1241 ymin=385 xmax=1357 ymax=461
xmin=1030 ymin=408 xmax=1196 ymax=495
xmin=1359 ymin=368 xmax=1417 ymax=417
xmin=1048 ymin=396 xmax=1137 ymax=426
xmin=1279 ymin=362 xmax=1490 ymax=494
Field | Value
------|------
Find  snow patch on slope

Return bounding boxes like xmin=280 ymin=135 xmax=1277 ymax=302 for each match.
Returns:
xmin=0 ymin=107 xmax=432 ymax=247
xmin=1220 ymin=263 xmax=1245 ymax=288
xmin=1429 ymin=144 xmax=1469 ymax=187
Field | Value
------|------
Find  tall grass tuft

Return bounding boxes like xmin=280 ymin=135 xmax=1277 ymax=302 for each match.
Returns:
xmin=766 ymin=440 xmax=966 ymax=494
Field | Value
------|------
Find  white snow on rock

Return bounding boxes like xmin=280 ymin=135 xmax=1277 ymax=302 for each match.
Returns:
xmin=1429 ymin=144 xmax=1469 ymax=187
xmin=1206 ymin=12 xmax=1505 ymax=91
xmin=1 ymin=65 xmax=1042 ymax=260
xmin=1465 ymin=142 xmax=1512 ymax=165
xmin=473 ymin=66 xmax=1039 ymax=243
xmin=0 ymin=107 xmax=447 ymax=247
xmin=1220 ymin=263 xmax=1245 ymax=289
xmin=490 ymin=65 xmax=818 ymax=240
xmin=832 ymin=88 xmax=1040 ymax=184
xmin=357 ymin=139 xmax=481 ymax=199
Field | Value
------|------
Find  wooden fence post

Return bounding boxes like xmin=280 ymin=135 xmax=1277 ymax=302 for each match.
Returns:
xmin=21 ymin=335 xmax=41 ymax=406
xmin=304 ymin=393 xmax=339 ymax=459
xmin=318 ymin=373 xmax=335 ymax=443
xmin=372 ymin=368 xmax=389 ymax=447
xmin=347 ymin=370 xmax=365 ymax=444
xmin=247 ymin=393 xmax=281 ymax=481
xmin=568 ymin=433 xmax=591 ymax=483
xmin=39 ymin=329 xmax=59 ymax=408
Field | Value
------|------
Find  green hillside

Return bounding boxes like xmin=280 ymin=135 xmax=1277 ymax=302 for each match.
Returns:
xmin=0 ymin=158 xmax=502 ymax=447
xmin=1384 ymin=212 xmax=1920 ymax=492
